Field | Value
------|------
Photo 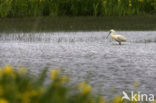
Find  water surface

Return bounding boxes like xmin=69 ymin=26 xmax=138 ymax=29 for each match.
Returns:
xmin=0 ymin=31 xmax=156 ymax=98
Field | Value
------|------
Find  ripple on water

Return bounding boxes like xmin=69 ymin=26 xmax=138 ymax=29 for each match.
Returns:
xmin=0 ymin=31 xmax=156 ymax=98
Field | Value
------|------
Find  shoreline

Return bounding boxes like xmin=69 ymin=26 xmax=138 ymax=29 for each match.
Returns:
xmin=0 ymin=15 xmax=156 ymax=33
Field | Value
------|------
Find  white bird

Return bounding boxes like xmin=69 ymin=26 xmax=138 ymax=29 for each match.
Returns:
xmin=106 ymin=29 xmax=127 ymax=45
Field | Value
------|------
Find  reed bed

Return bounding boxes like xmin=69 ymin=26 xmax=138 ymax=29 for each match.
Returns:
xmin=0 ymin=0 xmax=155 ymax=18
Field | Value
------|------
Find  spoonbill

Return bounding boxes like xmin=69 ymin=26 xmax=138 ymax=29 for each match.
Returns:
xmin=106 ymin=29 xmax=127 ymax=45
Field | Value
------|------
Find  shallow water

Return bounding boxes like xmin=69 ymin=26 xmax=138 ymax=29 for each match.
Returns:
xmin=0 ymin=31 xmax=156 ymax=98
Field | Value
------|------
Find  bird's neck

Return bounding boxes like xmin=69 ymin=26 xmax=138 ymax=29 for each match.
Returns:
xmin=110 ymin=32 xmax=115 ymax=36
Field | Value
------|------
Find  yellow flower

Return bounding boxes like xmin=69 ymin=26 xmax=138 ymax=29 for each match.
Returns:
xmin=129 ymin=3 xmax=132 ymax=7
xmin=3 ymin=65 xmax=13 ymax=75
xmin=133 ymin=81 xmax=139 ymax=87
xmin=113 ymin=96 xmax=122 ymax=103
xmin=129 ymin=0 xmax=132 ymax=7
xmin=50 ymin=69 xmax=60 ymax=80
xmin=78 ymin=81 xmax=92 ymax=94
xmin=0 ymin=98 xmax=8 ymax=103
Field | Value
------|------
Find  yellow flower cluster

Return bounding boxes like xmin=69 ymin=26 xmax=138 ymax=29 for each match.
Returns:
xmin=3 ymin=65 xmax=13 ymax=75
xmin=78 ymin=81 xmax=92 ymax=94
xmin=50 ymin=69 xmax=69 ymax=85
xmin=0 ymin=65 xmax=15 ymax=78
xmin=0 ymin=65 xmax=29 ymax=79
xmin=50 ymin=69 xmax=60 ymax=79
xmin=0 ymin=99 xmax=8 ymax=103
xmin=113 ymin=96 xmax=122 ymax=103
xmin=129 ymin=0 xmax=132 ymax=7
xmin=0 ymin=65 xmax=147 ymax=103
xmin=18 ymin=88 xmax=43 ymax=103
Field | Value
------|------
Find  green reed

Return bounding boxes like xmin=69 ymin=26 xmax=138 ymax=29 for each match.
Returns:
xmin=0 ymin=0 xmax=155 ymax=17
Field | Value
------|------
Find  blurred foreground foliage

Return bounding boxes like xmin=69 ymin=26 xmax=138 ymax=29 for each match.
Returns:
xmin=0 ymin=65 xmax=155 ymax=103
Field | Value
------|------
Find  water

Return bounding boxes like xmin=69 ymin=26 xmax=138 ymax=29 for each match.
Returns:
xmin=0 ymin=31 xmax=156 ymax=98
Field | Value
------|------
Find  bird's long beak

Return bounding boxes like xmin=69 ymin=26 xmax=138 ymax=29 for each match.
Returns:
xmin=106 ymin=32 xmax=111 ymax=39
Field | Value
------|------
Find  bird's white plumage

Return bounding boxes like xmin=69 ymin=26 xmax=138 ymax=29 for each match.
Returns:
xmin=107 ymin=29 xmax=127 ymax=45
xmin=116 ymin=35 xmax=127 ymax=41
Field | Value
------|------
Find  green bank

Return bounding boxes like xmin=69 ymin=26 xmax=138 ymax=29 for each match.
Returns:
xmin=0 ymin=16 xmax=156 ymax=32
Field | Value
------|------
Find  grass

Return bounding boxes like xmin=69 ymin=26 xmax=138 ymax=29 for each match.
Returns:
xmin=0 ymin=65 xmax=155 ymax=103
xmin=0 ymin=16 xmax=156 ymax=33
xmin=0 ymin=0 xmax=155 ymax=17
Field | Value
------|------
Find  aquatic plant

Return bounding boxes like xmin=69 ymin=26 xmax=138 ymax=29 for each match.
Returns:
xmin=0 ymin=0 xmax=155 ymax=17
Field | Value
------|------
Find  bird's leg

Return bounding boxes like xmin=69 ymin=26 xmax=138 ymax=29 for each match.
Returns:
xmin=119 ymin=42 xmax=121 ymax=45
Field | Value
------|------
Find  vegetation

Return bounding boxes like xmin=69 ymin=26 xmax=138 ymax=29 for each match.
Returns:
xmin=0 ymin=65 xmax=156 ymax=103
xmin=0 ymin=16 xmax=156 ymax=32
xmin=0 ymin=65 xmax=100 ymax=103
xmin=0 ymin=0 xmax=155 ymax=18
